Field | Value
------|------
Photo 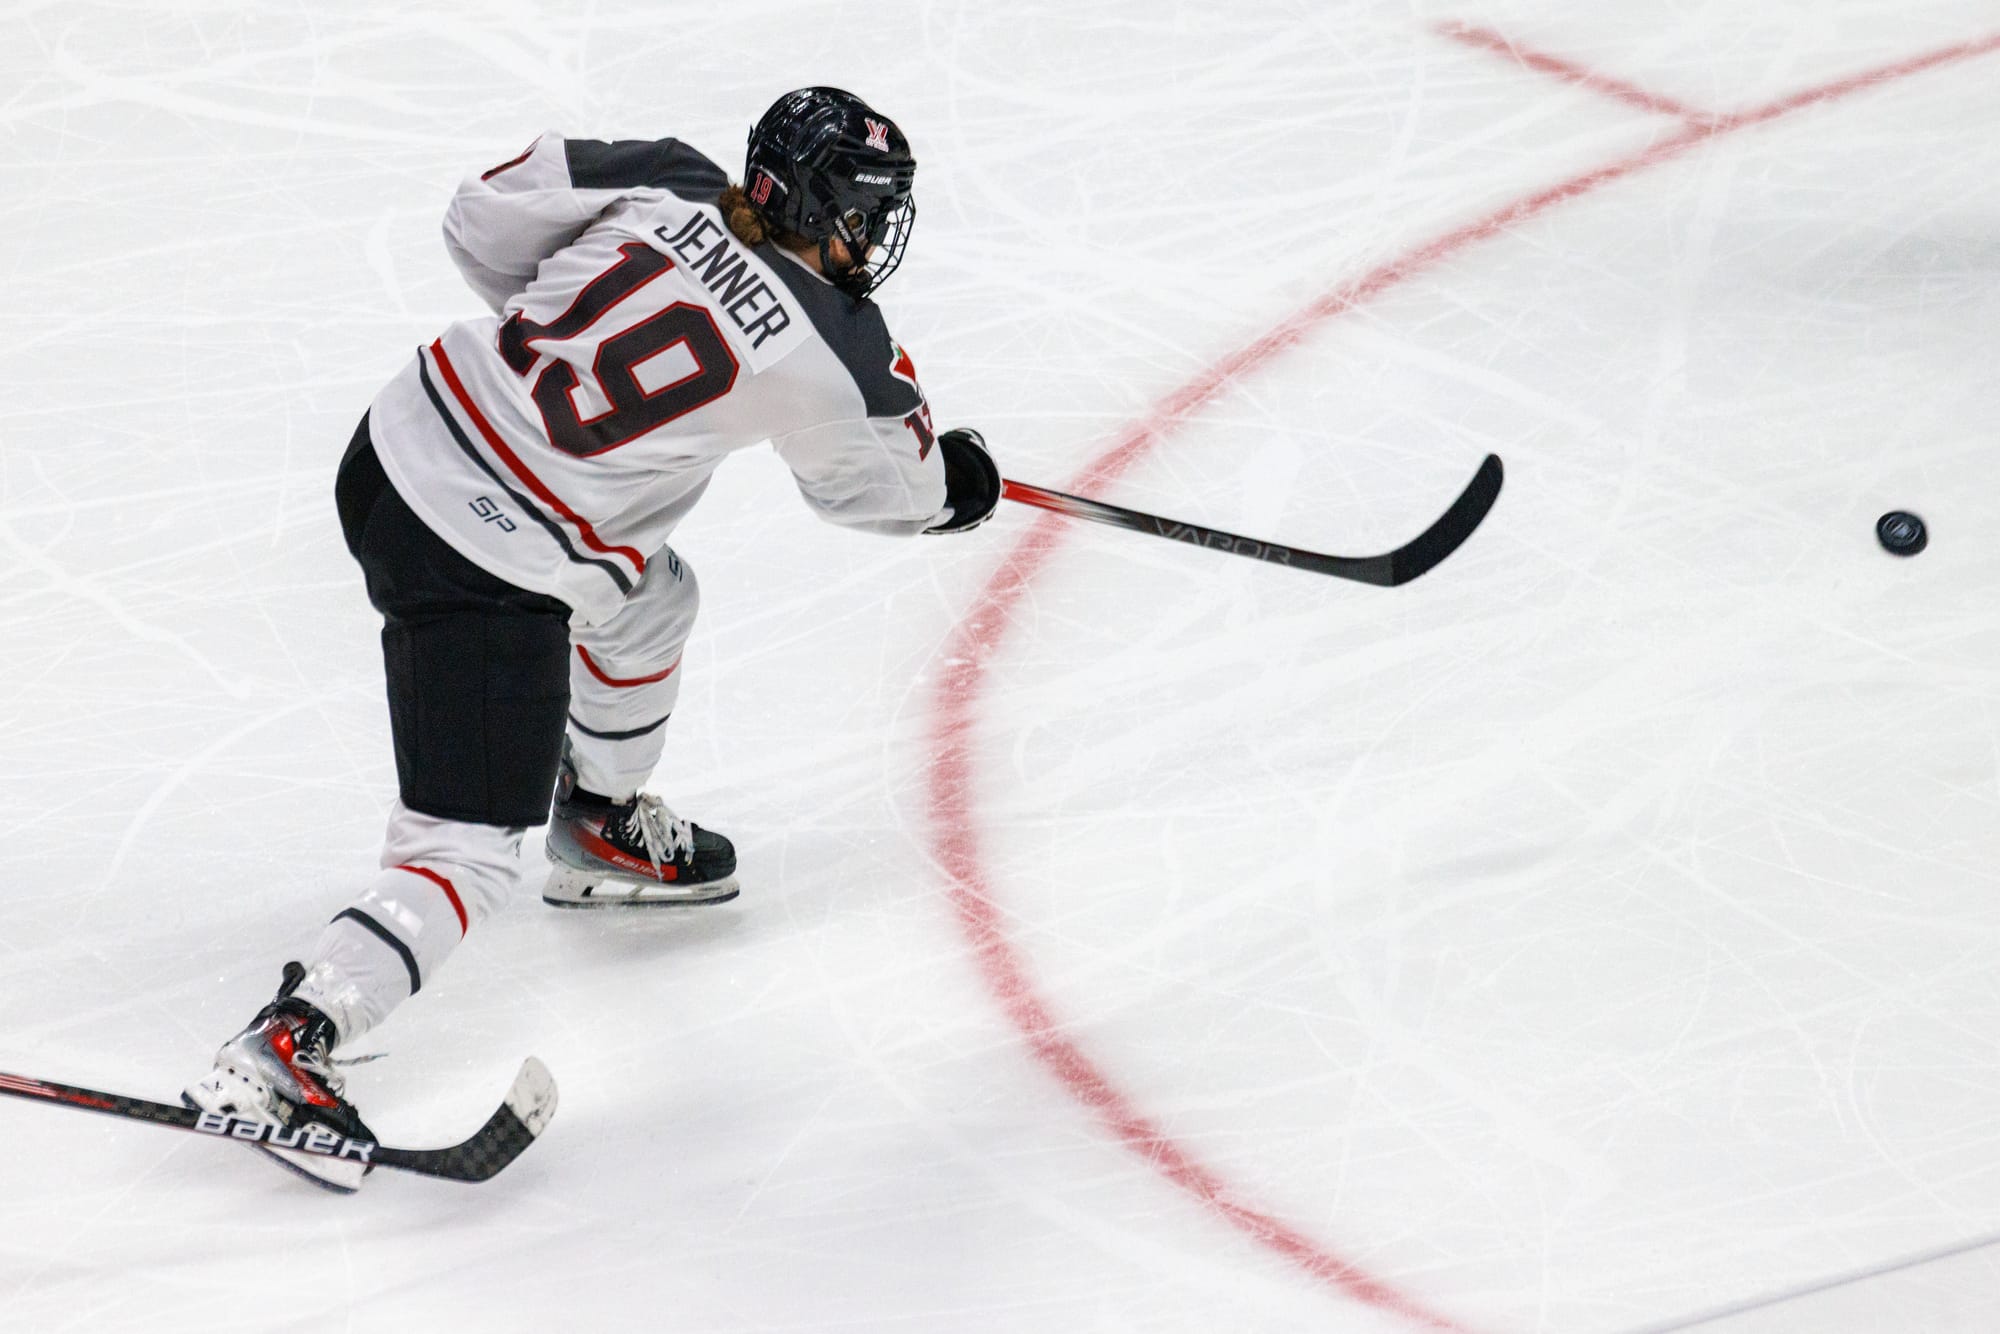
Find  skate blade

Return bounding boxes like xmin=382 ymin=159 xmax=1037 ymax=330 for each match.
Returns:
xmin=542 ymin=864 xmax=740 ymax=909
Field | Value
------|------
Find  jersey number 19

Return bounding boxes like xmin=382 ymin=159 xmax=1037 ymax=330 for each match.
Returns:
xmin=498 ymin=241 xmax=741 ymax=458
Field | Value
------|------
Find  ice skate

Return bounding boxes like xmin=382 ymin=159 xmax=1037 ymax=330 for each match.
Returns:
xmin=544 ymin=754 xmax=738 ymax=908
xmin=183 ymin=963 xmax=376 ymax=1192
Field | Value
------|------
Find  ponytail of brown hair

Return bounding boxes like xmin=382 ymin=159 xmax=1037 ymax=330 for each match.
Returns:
xmin=718 ymin=184 xmax=771 ymax=247
xmin=724 ymin=184 xmax=824 ymax=262
xmin=721 ymin=183 xmax=816 ymax=256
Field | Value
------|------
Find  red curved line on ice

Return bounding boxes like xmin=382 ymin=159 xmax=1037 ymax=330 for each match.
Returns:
xmin=923 ymin=30 xmax=2000 ymax=1330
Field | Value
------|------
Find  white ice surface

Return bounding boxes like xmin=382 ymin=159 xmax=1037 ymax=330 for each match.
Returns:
xmin=2 ymin=3 xmax=1999 ymax=1332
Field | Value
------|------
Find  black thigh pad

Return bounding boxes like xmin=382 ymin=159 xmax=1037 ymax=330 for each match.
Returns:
xmin=380 ymin=610 xmax=571 ymax=827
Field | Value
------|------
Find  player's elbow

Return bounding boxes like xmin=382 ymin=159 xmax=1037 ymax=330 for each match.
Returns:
xmin=794 ymin=479 xmax=940 ymax=536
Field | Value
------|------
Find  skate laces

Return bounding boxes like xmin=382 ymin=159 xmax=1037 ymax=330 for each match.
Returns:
xmin=273 ymin=1012 xmax=346 ymax=1098
xmin=294 ymin=1046 xmax=346 ymax=1097
xmin=619 ymin=794 xmax=694 ymax=869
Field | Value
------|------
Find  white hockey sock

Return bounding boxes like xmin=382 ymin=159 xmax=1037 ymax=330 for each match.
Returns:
xmin=293 ymin=804 xmax=525 ymax=1043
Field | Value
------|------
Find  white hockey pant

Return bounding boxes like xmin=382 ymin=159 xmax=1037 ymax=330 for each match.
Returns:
xmin=566 ymin=546 xmax=697 ymax=800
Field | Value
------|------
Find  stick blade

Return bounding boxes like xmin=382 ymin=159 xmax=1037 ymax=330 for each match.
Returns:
xmin=1385 ymin=453 xmax=1504 ymax=586
xmin=373 ymin=1056 xmax=559 ymax=1183
xmin=507 ymin=1056 xmax=559 ymax=1138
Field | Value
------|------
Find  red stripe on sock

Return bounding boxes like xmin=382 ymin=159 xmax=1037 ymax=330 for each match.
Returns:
xmin=575 ymin=645 xmax=680 ymax=688
xmin=396 ymin=864 xmax=469 ymax=936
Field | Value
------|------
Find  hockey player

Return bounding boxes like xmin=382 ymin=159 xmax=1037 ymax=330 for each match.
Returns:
xmin=185 ymin=87 xmax=1001 ymax=1190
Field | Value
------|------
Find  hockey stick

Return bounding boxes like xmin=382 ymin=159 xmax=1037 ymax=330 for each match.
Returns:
xmin=1001 ymin=453 xmax=1504 ymax=587
xmin=0 ymin=1057 xmax=557 ymax=1185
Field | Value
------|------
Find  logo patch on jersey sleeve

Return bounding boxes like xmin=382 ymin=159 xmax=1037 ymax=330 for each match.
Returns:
xmin=890 ymin=341 xmax=935 ymax=459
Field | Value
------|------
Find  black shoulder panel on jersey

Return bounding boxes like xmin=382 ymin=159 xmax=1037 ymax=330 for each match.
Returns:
xmin=564 ymin=138 xmax=729 ymax=202
xmin=760 ymin=252 xmax=919 ymax=420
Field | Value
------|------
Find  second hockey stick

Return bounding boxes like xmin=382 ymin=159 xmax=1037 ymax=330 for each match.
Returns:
xmin=0 ymin=1057 xmax=557 ymax=1185
xmin=1001 ymin=452 xmax=1503 ymax=587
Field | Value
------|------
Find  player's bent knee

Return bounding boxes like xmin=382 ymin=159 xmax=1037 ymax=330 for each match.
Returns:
xmin=577 ymin=550 xmax=700 ymax=676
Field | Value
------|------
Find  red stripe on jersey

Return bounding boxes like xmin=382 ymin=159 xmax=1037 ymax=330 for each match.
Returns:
xmin=575 ymin=646 xmax=680 ymax=688
xmin=481 ymin=138 xmax=540 ymax=181
xmin=427 ymin=340 xmax=647 ymax=576
xmin=396 ymin=863 xmax=469 ymax=936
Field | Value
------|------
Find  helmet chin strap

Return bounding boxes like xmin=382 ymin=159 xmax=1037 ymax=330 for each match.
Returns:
xmin=820 ymin=234 xmax=874 ymax=298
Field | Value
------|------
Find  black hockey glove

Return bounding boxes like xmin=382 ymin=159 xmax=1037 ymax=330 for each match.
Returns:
xmin=924 ymin=428 xmax=1001 ymax=535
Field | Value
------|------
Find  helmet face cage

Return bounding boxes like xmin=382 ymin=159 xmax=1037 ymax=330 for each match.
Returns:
xmin=855 ymin=194 xmax=914 ymax=295
xmin=745 ymin=87 xmax=917 ymax=298
xmin=826 ymin=193 xmax=915 ymax=298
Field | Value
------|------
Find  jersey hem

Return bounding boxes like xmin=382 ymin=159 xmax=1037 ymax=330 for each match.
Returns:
xmin=369 ymin=391 xmax=583 ymax=621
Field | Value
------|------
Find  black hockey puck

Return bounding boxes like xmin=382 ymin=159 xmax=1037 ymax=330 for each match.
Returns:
xmin=1876 ymin=510 xmax=1927 ymax=556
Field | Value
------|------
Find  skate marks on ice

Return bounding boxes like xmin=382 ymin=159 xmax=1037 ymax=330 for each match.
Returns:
xmin=3 ymin=2 xmax=2000 ymax=1332
xmin=928 ymin=13 xmax=2000 ymax=1334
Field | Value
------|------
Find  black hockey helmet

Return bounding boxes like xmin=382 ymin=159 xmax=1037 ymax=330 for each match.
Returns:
xmin=744 ymin=87 xmax=916 ymax=299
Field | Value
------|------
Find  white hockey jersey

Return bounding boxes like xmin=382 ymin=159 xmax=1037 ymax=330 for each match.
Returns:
xmin=365 ymin=132 xmax=948 ymax=626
